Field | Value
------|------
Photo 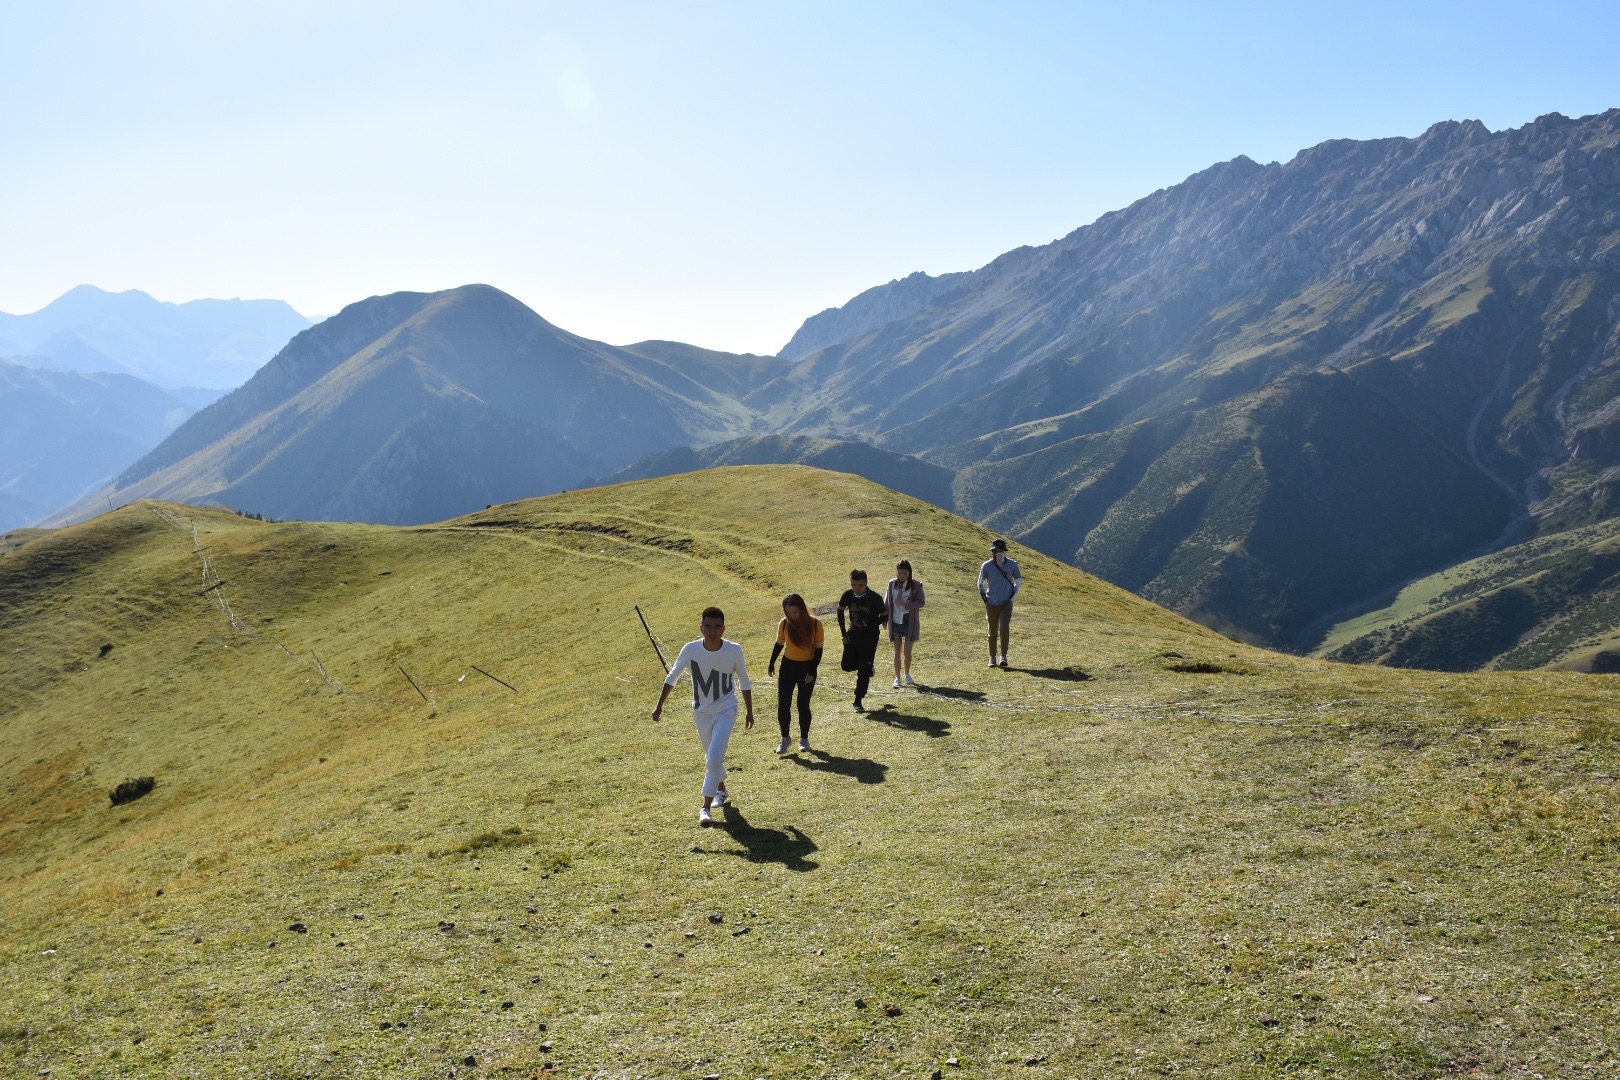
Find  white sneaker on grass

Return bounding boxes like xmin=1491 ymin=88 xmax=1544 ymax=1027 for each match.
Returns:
xmin=988 ymin=657 xmax=998 ymax=668
xmin=698 ymin=806 xmax=713 ymax=827
xmin=776 ymin=738 xmax=792 ymax=755
xmin=713 ymin=789 xmax=730 ymax=808
xmin=799 ymin=739 xmax=811 ymax=753
xmin=905 ymin=674 xmax=916 ymax=687
xmin=892 ymin=677 xmax=902 ymax=689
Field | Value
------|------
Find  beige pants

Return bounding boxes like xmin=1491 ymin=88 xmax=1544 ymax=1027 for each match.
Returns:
xmin=985 ymin=600 xmax=1012 ymax=658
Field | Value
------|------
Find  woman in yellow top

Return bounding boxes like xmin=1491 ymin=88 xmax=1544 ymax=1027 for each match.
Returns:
xmin=767 ymin=592 xmax=825 ymax=754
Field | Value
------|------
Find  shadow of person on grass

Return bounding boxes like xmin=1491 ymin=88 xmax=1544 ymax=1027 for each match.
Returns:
xmin=1014 ymin=665 xmax=1092 ymax=681
xmin=785 ymin=748 xmax=889 ymax=785
xmin=863 ymin=702 xmax=951 ymax=738
xmin=914 ymin=684 xmax=987 ymax=702
xmin=693 ymin=806 xmax=819 ymax=871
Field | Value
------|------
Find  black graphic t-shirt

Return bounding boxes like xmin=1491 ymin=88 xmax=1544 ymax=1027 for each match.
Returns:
xmin=838 ymin=588 xmax=887 ymax=637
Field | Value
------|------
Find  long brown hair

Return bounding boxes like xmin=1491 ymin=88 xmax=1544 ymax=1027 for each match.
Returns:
xmin=782 ymin=592 xmax=815 ymax=648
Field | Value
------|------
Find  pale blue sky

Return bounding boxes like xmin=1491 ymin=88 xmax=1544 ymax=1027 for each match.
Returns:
xmin=2 ymin=1 xmax=1616 ymax=355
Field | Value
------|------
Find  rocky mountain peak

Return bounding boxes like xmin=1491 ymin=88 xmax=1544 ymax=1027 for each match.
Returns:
xmin=754 ymin=109 xmax=1620 ymax=657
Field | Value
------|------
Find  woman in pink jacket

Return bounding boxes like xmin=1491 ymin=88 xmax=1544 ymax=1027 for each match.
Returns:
xmin=886 ymin=559 xmax=926 ymax=687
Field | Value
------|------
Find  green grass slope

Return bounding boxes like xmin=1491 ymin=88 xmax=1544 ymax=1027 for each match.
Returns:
xmin=1 ymin=527 xmax=51 ymax=555
xmin=1318 ymin=517 xmax=1620 ymax=672
xmin=2 ymin=466 xmax=1618 ymax=1078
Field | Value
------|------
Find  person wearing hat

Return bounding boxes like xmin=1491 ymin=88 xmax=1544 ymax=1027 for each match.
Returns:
xmin=978 ymin=539 xmax=1022 ymax=668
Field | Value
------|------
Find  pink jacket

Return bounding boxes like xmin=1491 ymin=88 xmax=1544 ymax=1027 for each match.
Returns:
xmin=884 ymin=578 xmax=926 ymax=642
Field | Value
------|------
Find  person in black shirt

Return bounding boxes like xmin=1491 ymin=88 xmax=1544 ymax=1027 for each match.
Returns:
xmin=837 ymin=568 xmax=887 ymax=713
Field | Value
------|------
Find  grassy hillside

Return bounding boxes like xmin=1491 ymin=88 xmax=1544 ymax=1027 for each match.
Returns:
xmin=598 ymin=434 xmax=958 ymax=513
xmin=1 ymin=528 xmax=51 ymax=555
xmin=1318 ymin=517 xmax=1620 ymax=672
xmin=2 ymin=466 xmax=1618 ymax=1078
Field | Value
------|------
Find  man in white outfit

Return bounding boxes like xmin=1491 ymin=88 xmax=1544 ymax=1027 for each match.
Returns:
xmin=652 ymin=606 xmax=755 ymax=826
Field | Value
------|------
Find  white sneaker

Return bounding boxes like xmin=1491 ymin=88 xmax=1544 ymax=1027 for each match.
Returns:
xmin=799 ymin=739 xmax=811 ymax=753
xmin=776 ymin=738 xmax=792 ymax=755
xmin=988 ymin=657 xmax=998 ymax=667
xmin=998 ymin=656 xmax=1009 ymax=668
xmin=713 ymin=789 xmax=730 ymax=808
xmin=905 ymin=674 xmax=916 ymax=686
xmin=892 ymin=677 xmax=902 ymax=689
xmin=698 ymin=806 xmax=713 ymax=827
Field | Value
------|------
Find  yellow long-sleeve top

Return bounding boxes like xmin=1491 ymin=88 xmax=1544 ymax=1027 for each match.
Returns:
xmin=775 ymin=616 xmax=825 ymax=662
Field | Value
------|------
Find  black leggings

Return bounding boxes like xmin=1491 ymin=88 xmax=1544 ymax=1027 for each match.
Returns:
xmin=847 ymin=633 xmax=880 ymax=701
xmin=777 ymin=657 xmax=816 ymax=739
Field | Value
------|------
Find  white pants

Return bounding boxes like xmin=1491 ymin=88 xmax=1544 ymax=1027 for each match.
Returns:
xmin=693 ymin=707 xmax=736 ymax=798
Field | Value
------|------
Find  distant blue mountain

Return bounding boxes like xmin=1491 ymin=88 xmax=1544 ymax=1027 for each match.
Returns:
xmin=0 ymin=285 xmax=310 ymax=390
xmin=0 ymin=362 xmax=221 ymax=533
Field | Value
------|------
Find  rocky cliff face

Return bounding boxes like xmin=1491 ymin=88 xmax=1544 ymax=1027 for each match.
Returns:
xmin=764 ymin=110 xmax=1620 ymax=654
xmin=777 ymin=270 xmax=972 ymax=360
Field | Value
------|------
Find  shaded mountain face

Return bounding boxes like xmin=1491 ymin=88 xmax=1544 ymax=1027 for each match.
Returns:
xmin=81 ymin=285 xmax=779 ymax=526
xmin=759 ymin=109 xmax=1620 ymax=653
xmin=0 ymin=286 xmax=311 ymax=390
xmin=0 ymin=363 xmax=212 ymax=533
xmin=596 ymin=434 xmax=957 ymax=512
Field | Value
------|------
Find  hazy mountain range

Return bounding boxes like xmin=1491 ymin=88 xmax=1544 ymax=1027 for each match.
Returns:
xmin=49 ymin=286 xmax=781 ymax=525
xmin=0 ymin=363 xmax=221 ymax=533
xmin=27 ymin=109 xmax=1620 ymax=670
xmin=0 ymin=285 xmax=310 ymax=390
xmin=0 ymin=286 xmax=308 ymax=532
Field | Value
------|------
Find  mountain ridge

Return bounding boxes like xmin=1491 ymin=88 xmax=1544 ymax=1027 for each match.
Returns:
xmin=0 ymin=361 xmax=216 ymax=533
xmin=595 ymin=433 xmax=957 ymax=511
xmin=28 ymin=109 xmax=1620 ymax=669
xmin=0 ymin=285 xmax=310 ymax=389
xmin=750 ymin=108 xmax=1620 ymax=658
xmin=57 ymin=284 xmax=781 ymax=526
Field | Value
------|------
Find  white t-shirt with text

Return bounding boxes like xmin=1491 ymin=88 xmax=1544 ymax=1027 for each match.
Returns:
xmin=665 ymin=639 xmax=752 ymax=718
